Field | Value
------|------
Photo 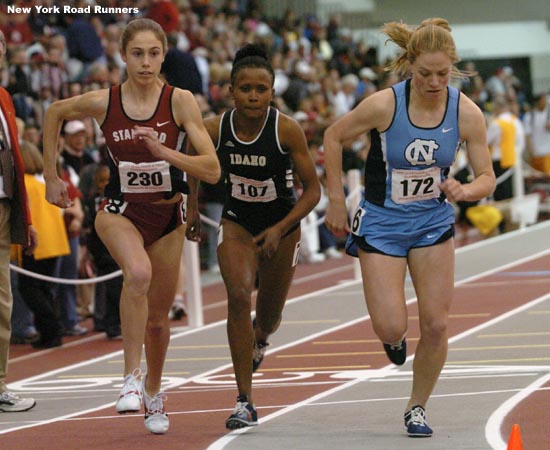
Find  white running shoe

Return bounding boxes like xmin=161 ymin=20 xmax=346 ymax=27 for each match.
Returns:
xmin=116 ymin=368 xmax=142 ymax=413
xmin=325 ymin=247 xmax=343 ymax=259
xmin=143 ymin=378 xmax=169 ymax=434
xmin=303 ymin=252 xmax=326 ymax=264
xmin=0 ymin=391 xmax=36 ymax=412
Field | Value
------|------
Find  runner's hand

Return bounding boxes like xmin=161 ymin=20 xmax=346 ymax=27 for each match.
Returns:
xmin=45 ymin=177 xmax=73 ymax=208
xmin=440 ymin=177 xmax=467 ymax=202
xmin=325 ymin=199 xmax=350 ymax=237
xmin=186 ymin=207 xmax=201 ymax=242
xmin=133 ymin=126 xmax=164 ymax=158
xmin=253 ymin=226 xmax=282 ymax=259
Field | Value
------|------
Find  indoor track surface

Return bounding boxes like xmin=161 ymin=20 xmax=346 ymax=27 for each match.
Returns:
xmin=3 ymin=221 xmax=550 ymax=449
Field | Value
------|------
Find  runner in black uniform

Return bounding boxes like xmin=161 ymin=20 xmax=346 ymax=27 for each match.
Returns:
xmin=217 ymin=106 xmax=297 ymax=236
xmin=189 ymin=43 xmax=320 ymax=429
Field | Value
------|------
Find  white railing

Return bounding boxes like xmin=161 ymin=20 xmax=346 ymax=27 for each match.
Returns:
xmin=10 ymin=172 xmax=364 ymax=329
xmin=20 ymin=167 xmax=540 ymax=328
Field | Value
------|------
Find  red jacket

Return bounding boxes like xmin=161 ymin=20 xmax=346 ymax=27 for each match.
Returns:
xmin=0 ymin=87 xmax=32 ymax=246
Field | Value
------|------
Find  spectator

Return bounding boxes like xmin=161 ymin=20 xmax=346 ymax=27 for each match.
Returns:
xmin=28 ymin=51 xmax=47 ymax=99
xmin=33 ymin=85 xmax=54 ymax=128
xmin=357 ymin=67 xmax=377 ymax=99
xmin=0 ymin=29 xmax=38 ymax=412
xmin=485 ymin=67 xmax=507 ymax=100
xmin=146 ymin=0 xmax=180 ymax=34
xmin=82 ymin=163 xmax=121 ymax=339
xmin=64 ymin=13 xmax=105 ymax=78
xmin=0 ymin=6 xmax=34 ymax=48
xmin=44 ymin=47 xmax=69 ymax=100
xmin=18 ymin=140 xmax=69 ymax=350
xmin=487 ymin=96 xmax=525 ymax=202
xmin=54 ymin=163 xmax=87 ymax=337
xmin=282 ymin=60 xmax=313 ymax=112
xmin=9 ymin=264 xmax=37 ymax=345
xmin=161 ymin=33 xmax=203 ymax=94
xmin=192 ymin=46 xmax=210 ymax=96
xmin=60 ymin=120 xmax=95 ymax=185
xmin=9 ymin=117 xmax=39 ymax=345
xmin=22 ymin=123 xmax=41 ymax=149
xmin=524 ymin=92 xmax=550 ymax=175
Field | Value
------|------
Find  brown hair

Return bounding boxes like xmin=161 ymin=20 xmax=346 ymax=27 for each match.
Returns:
xmin=382 ymin=18 xmax=469 ymax=80
xmin=20 ymin=142 xmax=44 ymax=175
xmin=120 ymin=18 xmax=167 ymax=55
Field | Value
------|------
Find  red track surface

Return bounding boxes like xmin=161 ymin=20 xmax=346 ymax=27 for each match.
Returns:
xmin=5 ymin=248 xmax=550 ymax=449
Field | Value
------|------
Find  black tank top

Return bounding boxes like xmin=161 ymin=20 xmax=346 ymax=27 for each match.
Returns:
xmin=216 ymin=107 xmax=296 ymax=234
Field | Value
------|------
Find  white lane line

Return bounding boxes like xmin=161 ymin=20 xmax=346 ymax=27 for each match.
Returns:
xmin=206 ymin=289 xmax=550 ymax=449
xmin=485 ymin=371 xmax=550 ymax=449
xmin=4 ymin=244 xmax=550 ymax=439
xmin=9 ymin=264 xmax=357 ymax=363
xmin=455 ymin=248 xmax=550 ymax=286
xmin=0 ymin=279 xmax=361 ymax=435
xmin=454 ymin=220 xmax=550 ymax=254
xmin=202 ymin=263 xmax=355 ymax=311
xmin=11 ymin=385 xmax=549 ymax=426
xmin=9 ymin=333 xmax=107 ymax=363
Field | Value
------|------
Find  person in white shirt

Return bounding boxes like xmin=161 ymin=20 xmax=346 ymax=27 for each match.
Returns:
xmin=486 ymin=96 xmax=525 ymax=200
xmin=523 ymin=92 xmax=550 ymax=175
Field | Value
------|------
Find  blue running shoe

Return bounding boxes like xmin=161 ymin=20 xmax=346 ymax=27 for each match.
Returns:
xmin=404 ymin=405 xmax=433 ymax=437
xmin=225 ymin=394 xmax=258 ymax=429
xmin=383 ymin=338 xmax=407 ymax=365
xmin=252 ymin=318 xmax=269 ymax=372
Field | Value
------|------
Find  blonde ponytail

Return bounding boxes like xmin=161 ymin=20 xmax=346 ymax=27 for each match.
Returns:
xmin=382 ymin=18 xmax=469 ymax=80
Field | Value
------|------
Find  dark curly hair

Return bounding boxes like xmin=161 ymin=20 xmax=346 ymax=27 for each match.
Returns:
xmin=230 ymin=43 xmax=274 ymax=86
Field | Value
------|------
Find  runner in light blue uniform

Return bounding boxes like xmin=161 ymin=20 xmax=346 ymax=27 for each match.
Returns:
xmin=347 ymin=79 xmax=460 ymax=257
xmin=323 ymin=18 xmax=495 ymax=438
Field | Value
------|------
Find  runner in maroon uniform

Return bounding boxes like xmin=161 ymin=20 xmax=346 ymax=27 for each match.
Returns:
xmin=42 ymin=18 xmax=219 ymax=435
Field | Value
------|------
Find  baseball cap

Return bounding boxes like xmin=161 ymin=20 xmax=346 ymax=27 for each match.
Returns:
xmin=293 ymin=111 xmax=309 ymax=122
xmin=64 ymin=120 xmax=86 ymax=135
xmin=359 ymin=67 xmax=377 ymax=81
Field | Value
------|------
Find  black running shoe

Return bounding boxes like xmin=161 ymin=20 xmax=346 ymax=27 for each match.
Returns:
xmin=404 ymin=405 xmax=433 ymax=437
xmin=225 ymin=394 xmax=258 ymax=429
xmin=253 ymin=341 xmax=269 ymax=372
xmin=252 ymin=318 xmax=269 ymax=372
xmin=383 ymin=338 xmax=407 ymax=365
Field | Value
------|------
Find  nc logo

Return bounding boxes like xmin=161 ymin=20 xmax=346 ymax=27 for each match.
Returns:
xmin=404 ymin=139 xmax=438 ymax=166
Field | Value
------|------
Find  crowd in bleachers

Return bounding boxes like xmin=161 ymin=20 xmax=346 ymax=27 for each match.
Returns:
xmin=3 ymin=0 xmax=549 ymax=345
